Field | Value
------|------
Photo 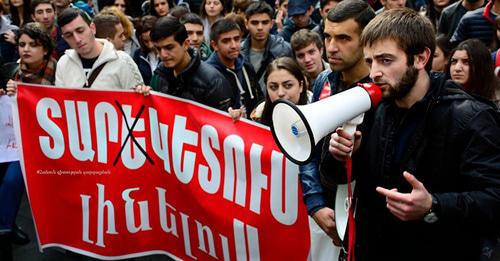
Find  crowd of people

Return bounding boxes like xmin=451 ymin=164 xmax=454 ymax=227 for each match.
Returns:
xmin=0 ymin=0 xmax=499 ymax=260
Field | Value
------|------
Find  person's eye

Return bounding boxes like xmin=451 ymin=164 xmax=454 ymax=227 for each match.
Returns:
xmin=382 ymin=59 xmax=392 ymax=65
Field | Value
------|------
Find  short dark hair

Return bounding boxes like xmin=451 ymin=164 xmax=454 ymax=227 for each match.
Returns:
xmin=245 ymin=1 xmax=273 ymax=20
xmin=210 ymin=18 xmax=240 ymax=43
xmin=326 ymin=0 xmax=374 ymax=31
xmin=320 ymin=0 xmax=339 ymax=9
xmin=361 ymin=8 xmax=435 ymax=71
xmin=30 ymin=0 xmax=55 ymax=15
xmin=17 ymin=22 xmax=54 ymax=60
xmin=180 ymin=13 xmax=203 ymax=27
xmin=224 ymin=13 xmax=247 ymax=38
xmin=291 ymin=29 xmax=323 ymax=54
xmin=93 ymin=14 xmax=120 ymax=39
xmin=233 ymin=0 xmax=252 ymax=14
xmin=58 ymin=7 xmax=91 ymax=29
xmin=150 ymin=15 xmax=188 ymax=44
xmin=169 ymin=5 xmax=190 ymax=19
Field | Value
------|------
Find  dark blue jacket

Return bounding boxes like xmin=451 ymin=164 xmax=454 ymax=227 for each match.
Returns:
xmin=278 ymin=19 xmax=317 ymax=43
xmin=451 ymin=2 xmax=496 ymax=46
xmin=133 ymin=48 xmax=158 ymax=85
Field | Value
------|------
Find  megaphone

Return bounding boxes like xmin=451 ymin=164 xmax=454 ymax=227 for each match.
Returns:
xmin=270 ymin=83 xmax=382 ymax=164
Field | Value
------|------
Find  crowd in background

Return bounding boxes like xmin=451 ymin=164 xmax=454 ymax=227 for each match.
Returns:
xmin=0 ymin=0 xmax=499 ymax=260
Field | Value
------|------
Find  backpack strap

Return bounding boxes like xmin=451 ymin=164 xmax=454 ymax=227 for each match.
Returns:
xmin=83 ymin=62 xmax=107 ymax=88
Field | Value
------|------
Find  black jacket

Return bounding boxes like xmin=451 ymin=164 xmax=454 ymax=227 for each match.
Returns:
xmin=205 ymin=53 xmax=263 ymax=113
xmin=320 ymin=75 xmax=500 ymax=261
xmin=150 ymin=48 xmax=233 ymax=112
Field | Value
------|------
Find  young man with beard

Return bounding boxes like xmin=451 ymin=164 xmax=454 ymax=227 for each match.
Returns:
xmin=298 ymin=0 xmax=375 ymax=248
xmin=206 ymin=18 xmax=263 ymax=114
xmin=321 ymin=8 xmax=500 ymax=260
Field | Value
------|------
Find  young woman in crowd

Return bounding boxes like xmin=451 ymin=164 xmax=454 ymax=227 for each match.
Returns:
xmin=133 ymin=15 xmax=158 ymax=85
xmin=274 ymin=0 xmax=288 ymax=33
xmin=447 ymin=39 xmax=500 ymax=106
xmin=424 ymin=0 xmax=453 ymax=30
xmin=250 ymin=56 xmax=309 ymax=126
xmin=114 ymin=0 xmax=126 ymax=13
xmin=9 ymin=0 xmax=31 ymax=27
xmin=432 ymin=34 xmax=452 ymax=73
xmin=200 ymin=0 xmax=225 ymax=44
xmin=150 ymin=0 xmax=173 ymax=18
xmin=1 ymin=22 xmax=56 ymax=261
xmin=3 ymin=0 xmax=31 ymax=47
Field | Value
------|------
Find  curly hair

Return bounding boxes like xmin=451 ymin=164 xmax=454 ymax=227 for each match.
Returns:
xmin=17 ymin=22 xmax=54 ymax=59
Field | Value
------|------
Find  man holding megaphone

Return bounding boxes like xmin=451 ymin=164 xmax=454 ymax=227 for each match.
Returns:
xmin=320 ymin=8 xmax=500 ymax=261
xmin=297 ymin=0 xmax=376 ymax=251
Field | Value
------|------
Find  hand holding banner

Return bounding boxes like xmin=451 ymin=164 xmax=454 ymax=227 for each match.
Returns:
xmin=12 ymin=83 xmax=311 ymax=260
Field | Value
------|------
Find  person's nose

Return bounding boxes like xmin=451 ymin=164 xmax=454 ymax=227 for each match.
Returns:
xmin=369 ymin=62 xmax=383 ymax=81
xmin=326 ymin=38 xmax=338 ymax=54
xmin=277 ymin=86 xmax=286 ymax=98
xmin=73 ymin=32 xmax=83 ymax=43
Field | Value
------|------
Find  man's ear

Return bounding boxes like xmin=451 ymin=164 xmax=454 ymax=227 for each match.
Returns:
xmin=210 ymin=39 xmax=218 ymax=52
xmin=414 ymin=47 xmax=431 ymax=70
xmin=90 ymin=22 xmax=96 ymax=35
xmin=183 ymin=38 xmax=190 ymax=50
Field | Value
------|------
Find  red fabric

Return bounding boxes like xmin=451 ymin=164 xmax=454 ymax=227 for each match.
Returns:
xmin=319 ymin=80 xmax=332 ymax=100
xmin=14 ymin=83 xmax=311 ymax=260
xmin=346 ymin=158 xmax=356 ymax=261
xmin=482 ymin=0 xmax=495 ymax=24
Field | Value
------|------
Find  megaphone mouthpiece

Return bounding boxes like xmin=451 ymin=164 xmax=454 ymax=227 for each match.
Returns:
xmin=271 ymin=83 xmax=382 ymax=164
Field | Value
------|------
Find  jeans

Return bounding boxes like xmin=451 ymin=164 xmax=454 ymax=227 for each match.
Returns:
xmin=0 ymin=161 xmax=24 ymax=233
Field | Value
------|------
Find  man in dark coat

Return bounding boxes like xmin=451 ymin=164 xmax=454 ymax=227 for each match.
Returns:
xmin=322 ymin=8 xmax=500 ymax=261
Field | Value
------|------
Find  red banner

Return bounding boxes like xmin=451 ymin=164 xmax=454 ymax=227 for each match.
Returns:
xmin=12 ymin=83 xmax=310 ymax=260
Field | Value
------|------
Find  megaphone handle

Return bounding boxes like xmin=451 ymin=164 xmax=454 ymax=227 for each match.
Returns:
xmin=341 ymin=113 xmax=364 ymax=157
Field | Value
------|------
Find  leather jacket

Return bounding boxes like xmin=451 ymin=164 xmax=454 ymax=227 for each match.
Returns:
xmin=151 ymin=48 xmax=234 ymax=112
xmin=320 ymin=74 xmax=500 ymax=260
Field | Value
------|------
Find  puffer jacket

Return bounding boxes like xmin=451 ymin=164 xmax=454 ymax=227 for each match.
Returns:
xmin=320 ymin=74 xmax=500 ymax=261
xmin=150 ymin=48 xmax=233 ymax=112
